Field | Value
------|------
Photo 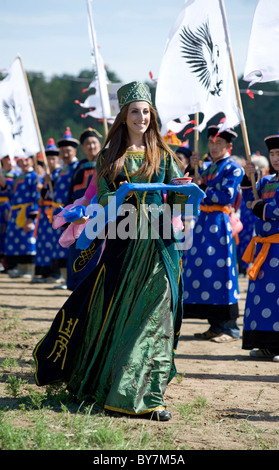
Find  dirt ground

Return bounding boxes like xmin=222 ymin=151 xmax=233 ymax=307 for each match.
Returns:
xmin=0 ymin=272 xmax=279 ymax=450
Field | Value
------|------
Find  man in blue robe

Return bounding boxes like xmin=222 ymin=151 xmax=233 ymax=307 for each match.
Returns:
xmin=183 ymin=125 xmax=244 ymax=342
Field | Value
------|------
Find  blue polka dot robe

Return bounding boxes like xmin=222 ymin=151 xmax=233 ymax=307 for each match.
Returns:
xmin=242 ymin=174 xmax=279 ymax=351
xmin=50 ymin=160 xmax=79 ymax=263
xmin=34 ymin=168 xmax=61 ymax=271
xmin=4 ymin=170 xmax=41 ymax=258
xmin=183 ymin=155 xmax=244 ymax=322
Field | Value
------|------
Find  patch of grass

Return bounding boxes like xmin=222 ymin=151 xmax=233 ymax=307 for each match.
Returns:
xmin=0 ymin=402 xmax=179 ymax=450
xmin=0 ymin=358 xmax=19 ymax=369
xmin=175 ymin=396 xmax=207 ymax=425
xmin=5 ymin=376 xmax=28 ymax=398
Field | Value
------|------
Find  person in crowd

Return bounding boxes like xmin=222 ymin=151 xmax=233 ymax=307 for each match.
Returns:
xmin=0 ymin=155 xmax=17 ymax=271
xmin=183 ymin=125 xmax=244 ymax=342
xmin=32 ymin=139 xmax=61 ymax=283
xmin=175 ymin=146 xmax=192 ymax=175
xmin=33 ymin=81 xmax=202 ymax=421
xmin=3 ymin=153 xmax=41 ymax=278
xmin=66 ymin=127 xmax=102 ymax=290
xmin=241 ymin=134 xmax=279 ymax=361
xmin=49 ymin=127 xmax=79 ymax=288
xmin=251 ymin=153 xmax=270 ymax=180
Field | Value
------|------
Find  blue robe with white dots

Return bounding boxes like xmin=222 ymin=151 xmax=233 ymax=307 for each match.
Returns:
xmin=183 ymin=156 xmax=244 ymax=321
xmin=50 ymin=160 xmax=79 ymax=262
xmin=4 ymin=170 xmax=40 ymax=257
xmin=242 ymin=174 xmax=279 ymax=351
xmin=34 ymin=168 xmax=61 ymax=270
xmin=0 ymin=170 xmax=15 ymax=255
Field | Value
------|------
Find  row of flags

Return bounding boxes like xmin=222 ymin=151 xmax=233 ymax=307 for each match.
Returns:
xmin=0 ymin=0 xmax=278 ymax=163
xmin=156 ymin=0 xmax=279 ymax=137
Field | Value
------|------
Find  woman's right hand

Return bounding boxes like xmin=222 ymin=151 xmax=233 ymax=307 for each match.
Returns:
xmin=120 ymin=180 xmax=134 ymax=198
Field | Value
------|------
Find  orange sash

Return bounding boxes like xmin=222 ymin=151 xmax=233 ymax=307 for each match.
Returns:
xmin=242 ymin=233 xmax=279 ymax=280
xmin=33 ymin=200 xmax=62 ymax=237
xmin=200 ymin=204 xmax=231 ymax=215
xmin=11 ymin=203 xmax=33 ymax=228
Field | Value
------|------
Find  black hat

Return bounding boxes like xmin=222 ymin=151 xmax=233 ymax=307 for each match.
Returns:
xmin=57 ymin=127 xmax=79 ymax=148
xmin=264 ymin=134 xmax=279 ymax=151
xmin=175 ymin=146 xmax=192 ymax=158
xmin=45 ymin=138 xmax=60 ymax=156
xmin=207 ymin=125 xmax=238 ymax=143
xmin=79 ymin=127 xmax=102 ymax=145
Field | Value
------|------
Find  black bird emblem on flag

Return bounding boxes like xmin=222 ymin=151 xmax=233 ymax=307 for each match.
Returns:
xmin=180 ymin=19 xmax=223 ymax=98
xmin=2 ymin=95 xmax=23 ymax=139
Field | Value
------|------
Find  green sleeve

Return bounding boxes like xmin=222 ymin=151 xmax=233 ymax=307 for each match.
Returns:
xmin=164 ymin=153 xmax=189 ymax=210
xmin=96 ymin=154 xmax=116 ymax=207
xmin=97 ymin=177 xmax=116 ymax=208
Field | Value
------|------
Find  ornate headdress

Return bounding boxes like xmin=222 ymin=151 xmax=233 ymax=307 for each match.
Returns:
xmin=117 ymin=81 xmax=152 ymax=110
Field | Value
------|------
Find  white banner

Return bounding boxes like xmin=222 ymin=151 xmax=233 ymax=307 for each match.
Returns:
xmin=77 ymin=78 xmax=122 ymax=121
xmin=87 ymin=0 xmax=111 ymax=120
xmin=156 ymin=0 xmax=243 ymax=134
xmin=0 ymin=57 xmax=40 ymax=159
xmin=243 ymin=0 xmax=279 ymax=87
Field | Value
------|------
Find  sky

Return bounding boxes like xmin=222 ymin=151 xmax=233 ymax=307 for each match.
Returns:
xmin=0 ymin=0 xmax=259 ymax=84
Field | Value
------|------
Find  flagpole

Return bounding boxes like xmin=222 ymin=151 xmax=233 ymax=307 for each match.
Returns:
xmin=219 ymin=0 xmax=258 ymax=199
xmin=17 ymin=56 xmax=54 ymax=198
xmin=194 ymin=112 xmax=199 ymax=177
xmin=86 ymin=0 xmax=108 ymax=139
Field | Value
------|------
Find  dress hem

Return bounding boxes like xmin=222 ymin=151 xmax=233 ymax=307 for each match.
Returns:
xmin=104 ymin=404 xmax=166 ymax=415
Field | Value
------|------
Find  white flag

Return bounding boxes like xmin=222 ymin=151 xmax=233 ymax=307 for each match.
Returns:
xmin=155 ymin=0 xmax=243 ymax=134
xmin=243 ymin=0 xmax=279 ymax=87
xmin=77 ymin=76 xmax=122 ymax=121
xmin=0 ymin=57 xmax=40 ymax=159
xmin=87 ymin=0 xmax=111 ymax=120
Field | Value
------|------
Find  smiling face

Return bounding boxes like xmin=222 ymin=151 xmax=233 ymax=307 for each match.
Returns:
xmin=125 ymin=101 xmax=151 ymax=141
xmin=269 ymin=148 xmax=279 ymax=172
xmin=17 ymin=157 xmax=33 ymax=173
xmin=81 ymin=136 xmax=101 ymax=161
xmin=46 ymin=155 xmax=59 ymax=172
xmin=59 ymin=145 xmax=77 ymax=165
xmin=1 ymin=155 xmax=12 ymax=172
xmin=208 ymin=135 xmax=232 ymax=162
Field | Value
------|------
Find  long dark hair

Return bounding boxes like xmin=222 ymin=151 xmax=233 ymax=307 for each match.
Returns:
xmin=97 ymin=103 xmax=180 ymax=183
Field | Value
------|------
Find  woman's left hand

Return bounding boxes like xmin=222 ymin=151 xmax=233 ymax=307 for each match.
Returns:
xmin=72 ymin=216 xmax=89 ymax=225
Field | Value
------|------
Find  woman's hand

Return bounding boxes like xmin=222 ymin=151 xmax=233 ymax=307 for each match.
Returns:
xmin=72 ymin=216 xmax=89 ymax=225
xmin=120 ymin=180 xmax=134 ymax=198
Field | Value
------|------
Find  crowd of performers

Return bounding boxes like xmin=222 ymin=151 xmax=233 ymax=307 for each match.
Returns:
xmin=0 ymin=126 xmax=102 ymax=289
xmin=1 ymin=81 xmax=278 ymax=421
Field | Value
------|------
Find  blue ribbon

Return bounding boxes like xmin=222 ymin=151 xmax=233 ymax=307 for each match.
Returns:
xmin=60 ymin=182 xmax=205 ymax=250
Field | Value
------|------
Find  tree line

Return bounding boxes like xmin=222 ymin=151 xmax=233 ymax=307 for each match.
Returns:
xmin=26 ymin=68 xmax=279 ymax=161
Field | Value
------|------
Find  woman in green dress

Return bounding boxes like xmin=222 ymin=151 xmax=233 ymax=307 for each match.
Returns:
xmin=33 ymin=81 xmax=191 ymax=421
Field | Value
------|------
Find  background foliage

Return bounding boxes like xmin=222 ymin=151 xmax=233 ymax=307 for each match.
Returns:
xmin=26 ymin=68 xmax=279 ymax=161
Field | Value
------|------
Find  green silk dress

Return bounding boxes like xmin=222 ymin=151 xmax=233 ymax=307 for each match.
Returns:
xmin=33 ymin=150 xmax=188 ymax=416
